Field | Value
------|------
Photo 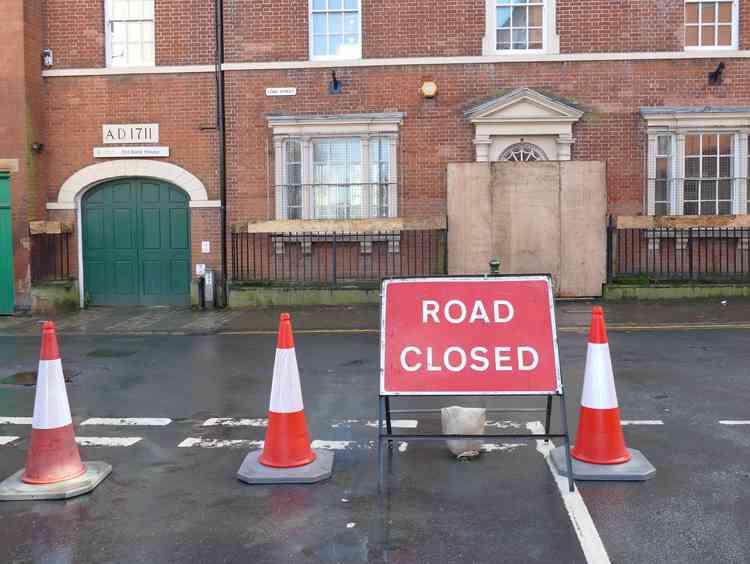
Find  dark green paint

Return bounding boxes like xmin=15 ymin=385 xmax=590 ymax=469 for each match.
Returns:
xmin=0 ymin=172 xmax=13 ymax=314
xmin=83 ymin=179 xmax=191 ymax=306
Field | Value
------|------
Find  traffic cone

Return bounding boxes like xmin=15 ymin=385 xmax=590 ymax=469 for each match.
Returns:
xmin=571 ymin=306 xmax=630 ymax=464
xmin=0 ymin=322 xmax=112 ymax=501
xmin=550 ymin=307 xmax=655 ymax=481
xmin=259 ymin=313 xmax=316 ymax=468
xmin=238 ymin=313 xmax=333 ymax=484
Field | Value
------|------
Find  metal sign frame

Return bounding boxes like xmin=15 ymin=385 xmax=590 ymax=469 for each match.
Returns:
xmin=377 ymin=274 xmax=574 ymax=493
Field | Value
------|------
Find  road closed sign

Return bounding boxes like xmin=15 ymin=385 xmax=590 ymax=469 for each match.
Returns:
xmin=381 ymin=276 xmax=561 ymax=395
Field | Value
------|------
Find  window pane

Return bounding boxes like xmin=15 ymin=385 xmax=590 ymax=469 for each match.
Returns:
xmin=702 ymin=134 xmax=717 ymax=155
xmin=686 ymin=26 xmax=699 ymax=46
xmin=344 ymin=0 xmax=358 ymax=9
xmin=718 ymin=2 xmax=732 ymax=23
xmin=655 ymin=180 xmax=668 ymax=201
xmin=700 ymin=201 xmax=716 ymax=215
xmin=684 ymin=202 xmax=699 ymax=215
xmin=686 ymin=4 xmax=699 ymax=24
xmin=312 ymin=13 xmax=327 ymax=33
xmin=656 ymin=158 xmax=669 ymax=179
xmin=718 ymin=179 xmax=732 ymax=199
xmin=685 ymin=135 xmax=700 ymax=155
xmin=512 ymin=6 xmax=527 ymax=27
xmin=719 ymin=133 xmax=732 ymax=154
xmin=702 ymin=3 xmax=716 ymax=21
xmin=703 ymin=156 xmax=717 ymax=177
xmin=313 ymin=35 xmax=327 ymax=55
xmin=329 ymin=13 xmax=343 ymax=33
xmin=717 ymin=25 xmax=732 ymax=44
xmin=512 ymin=29 xmax=527 ymax=48
xmin=344 ymin=14 xmax=358 ymax=33
xmin=686 ymin=157 xmax=700 ymax=178
xmin=529 ymin=5 xmax=543 ymax=26
xmin=329 ymin=0 xmax=343 ymax=9
xmin=497 ymin=7 xmax=511 ymax=28
xmin=685 ymin=180 xmax=699 ymax=200
xmin=718 ymin=201 xmax=732 ymax=214
xmin=529 ymin=29 xmax=543 ymax=48
xmin=657 ymin=136 xmax=671 ymax=155
xmin=313 ymin=0 xmax=326 ymax=9
xmin=701 ymin=25 xmax=716 ymax=45
xmin=701 ymin=180 xmax=717 ymax=199
xmin=655 ymin=202 xmax=668 ymax=216
xmin=719 ymin=156 xmax=732 ymax=177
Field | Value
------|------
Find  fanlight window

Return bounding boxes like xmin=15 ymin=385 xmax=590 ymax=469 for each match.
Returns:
xmin=500 ymin=143 xmax=548 ymax=162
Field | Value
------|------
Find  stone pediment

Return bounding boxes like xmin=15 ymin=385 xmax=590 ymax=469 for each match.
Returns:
xmin=465 ymin=88 xmax=583 ymax=124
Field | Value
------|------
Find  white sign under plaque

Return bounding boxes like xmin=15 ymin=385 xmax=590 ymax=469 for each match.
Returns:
xmin=103 ymin=124 xmax=159 ymax=144
xmin=265 ymin=87 xmax=297 ymax=97
xmin=94 ymin=147 xmax=170 ymax=158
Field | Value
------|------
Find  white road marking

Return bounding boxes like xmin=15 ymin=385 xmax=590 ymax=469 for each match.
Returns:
xmin=310 ymin=440 xmax=357 ymax=450
xmin=621 ymin=420 xmax=664 ymax=426
xmin=485 ymin=420 xmax=522 ymax=429
xmin=0 ymin=436 xmax=20 ymax=446
xmin=330 ymin=419 xmax=360 ymax=428
xmin=398 ymin=442 xmax=408 ymax=453
xmin=527 ymin=421 xmax=611 ymax=564
xmin=480 ymin=443 xmax=526 ymax=453
xmin=75 ymin=437 xmax=142 ymax=447
xmin=365 ymin=420 xmax=419 ymax=429
xmin=202 ymin=418 xmax=268 ymax=427
xmin=81 ymin=418 xmax=172 ymax=426
xmin=178 ymin=438 xmax=264 ymax=449
xmin=346 ymin=523 xmax=356 ymax=529
xmin=0 ymin=417 xmax=32 ymax=425
xmin=719 ymin=420 xmax=750 ymax=425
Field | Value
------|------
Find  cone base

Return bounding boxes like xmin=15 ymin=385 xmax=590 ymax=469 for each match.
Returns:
xmin=238 ymin=449 xmax=334 ymax=485
xmin=0 ymin=461 xmax=112 ymax=501
xmin=551 ymin=446 xmax=655 ymax=482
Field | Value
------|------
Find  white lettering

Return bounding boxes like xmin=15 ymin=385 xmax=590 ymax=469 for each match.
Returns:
xmin=494 ymin=347 xmax=513 ymax=371
xmin=400 ymin=346 xmax=422 ymax=372
xmin=422 ymin=300 xmax=440 ymax=324
xmin=444 ymin=300 xmax=467 ymax=324
xmin=426 ymin=347 xmax=441 ymax=372
xmin=517 ymin=347 xmax=539 ymax=371
xmin=493 ymin=300 xmax=515 ymax=323
xmin=469 ymin=347 xmax=489 ymax=371
xmin=443 ymin=347 xmax=467 ymax=372
xmin=469 ymin=301 xmax=490 ymax=323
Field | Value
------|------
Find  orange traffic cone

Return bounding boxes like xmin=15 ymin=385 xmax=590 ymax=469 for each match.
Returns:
xmin=571 ymin=307 xmax=631 ymax=464
xmin=259 ymin=313 xmax=316 ymax=468
xmin=550 ymin=307 xmax=655 ymax=481
xmin=23 ymin=322 xmax=87 ymax=483
xmin=237 ymin=313 xmax=333 ymax=484
xmin=0 ymin=322 xmax=111 ymax=501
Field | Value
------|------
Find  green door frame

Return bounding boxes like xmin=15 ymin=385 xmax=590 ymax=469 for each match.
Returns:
xmin=0 ymin=171 xmax=13 ymax=315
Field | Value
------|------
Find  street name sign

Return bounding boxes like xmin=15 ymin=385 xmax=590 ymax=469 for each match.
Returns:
xmin=381 ymin=276 xmax=561 ymax=395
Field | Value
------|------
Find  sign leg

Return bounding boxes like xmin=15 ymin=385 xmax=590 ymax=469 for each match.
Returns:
xmin=559 ymin=392 xmax=575 ymax=493
xmin=384 ymin=396 xmax=393 ymax=448
xmin=544 ymin=395 xmax=553 ymax=443
xmin=378 ymin=396 xmax=385 ymax=493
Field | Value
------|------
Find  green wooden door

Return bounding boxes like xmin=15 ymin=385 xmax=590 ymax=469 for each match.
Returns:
xmin=0 ymin=172 xmax=13 ymax=315
xmin=83 ymin=179 xmax=191 ymax=306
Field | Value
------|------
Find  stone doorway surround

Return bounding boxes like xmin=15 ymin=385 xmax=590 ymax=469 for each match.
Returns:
xmin=465 ymin=88 xmax=584 ymax=162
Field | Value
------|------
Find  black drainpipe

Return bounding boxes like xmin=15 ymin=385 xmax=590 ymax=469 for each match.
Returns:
xmin=214 ymin=0 xmax=228 ymax=307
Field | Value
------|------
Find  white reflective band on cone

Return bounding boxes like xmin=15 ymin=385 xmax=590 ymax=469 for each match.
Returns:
xmin=580 ymin=343 xmax=619 ymax=409
xmin=32 ymin=359 xmax=73 ymax=429
xmin=268 ymin=348 xmax=305 ymax=413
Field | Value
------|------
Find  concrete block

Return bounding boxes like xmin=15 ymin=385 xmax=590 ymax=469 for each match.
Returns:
xmin=0 ymin=461 xmax=112 ymax=501
xmin=441 ymin=406 xmax=486 ymax=458
xmin=550 ymin=446 xmax=655 ymax=481
xmin=237 ymin=449 xmax=334 ymax=484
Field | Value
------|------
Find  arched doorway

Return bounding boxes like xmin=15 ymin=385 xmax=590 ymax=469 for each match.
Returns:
xmin=82 ymin=178 xmax=191 ymax=306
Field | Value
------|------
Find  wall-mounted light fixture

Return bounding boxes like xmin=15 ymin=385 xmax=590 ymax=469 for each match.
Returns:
xmin=31 ymin=143 xmax=45 ymax=154
xmin=329 ymin=70 xmax=342 ymax=95
xmin=708 ymin=62 xmax=725 ymax=85
xmin=42 ymin=48 xmax=54 ymax=68
xmin=420 ymin=81 xmax=438 ymax=98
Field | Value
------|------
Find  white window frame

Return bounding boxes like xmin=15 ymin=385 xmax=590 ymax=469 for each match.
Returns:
xmin=268 ymin=114 xmax=403 ymax=220
xmin=308 ymin=0 xmax=363 ymax=62
xmin=684 ymin=0 xmax=739 ymax=51
xmin=104 ymin=0 xmax=156 ymax=68
xmin=483 ymin=0 xmax=558 ymax=55
xmin=646 ymin=129 xmax=749 ymax=216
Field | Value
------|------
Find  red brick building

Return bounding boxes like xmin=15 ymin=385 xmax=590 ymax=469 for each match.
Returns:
xmin=2 ymin=0 xmax=750 ymax=309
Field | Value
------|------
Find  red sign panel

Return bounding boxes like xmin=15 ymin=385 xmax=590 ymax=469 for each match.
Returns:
xmin=381 ymin=276 xmax=560 ymax=395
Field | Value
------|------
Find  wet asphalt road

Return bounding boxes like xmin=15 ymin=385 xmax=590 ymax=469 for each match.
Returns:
xmin=0 ymin=330 xmax=749 ymax=564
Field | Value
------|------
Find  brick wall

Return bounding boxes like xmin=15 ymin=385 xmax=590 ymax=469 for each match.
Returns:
xmin=43 ymin=1 xmax=750 ymax=68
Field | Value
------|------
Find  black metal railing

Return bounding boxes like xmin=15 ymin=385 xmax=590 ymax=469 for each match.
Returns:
xmin=30 ymin=233 xmax=73 ymax=282
xmin=231 ymin=230 xmax=447 ymax=286
xmin=608 ymin=219 xmax=750 ymax=282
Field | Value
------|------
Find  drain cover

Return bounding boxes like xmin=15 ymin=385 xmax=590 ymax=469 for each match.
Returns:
xmin=1 ymin=370 xmax=77 ymax=386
